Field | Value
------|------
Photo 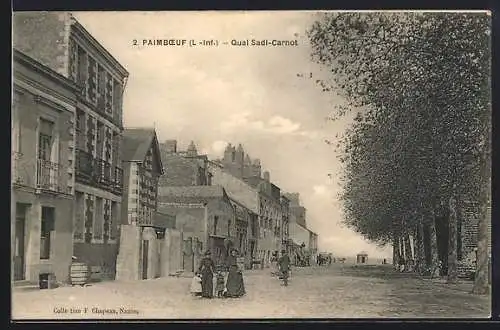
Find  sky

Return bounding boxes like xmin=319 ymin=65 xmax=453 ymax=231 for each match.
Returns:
xmin=73 ymin=11 xmax=392 ymax=259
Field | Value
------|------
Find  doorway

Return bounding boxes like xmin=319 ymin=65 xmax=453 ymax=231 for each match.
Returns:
xmin=183 ymin=237 xmax=194 ymax=272
xmin=142 ymin=240 xmax=149 ymax=280
xmin=14 ymin=203 xmax=27 ymax=281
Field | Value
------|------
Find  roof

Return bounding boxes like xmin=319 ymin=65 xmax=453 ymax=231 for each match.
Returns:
xmin=122 ymin=128 xmax=156 ymax=159
xmin=158 ymin=185 xmax=228 ymax=204
xmin=357 ymin=251 xmax=368 ymax=256
xmin=153 ymin=212 xmax=176 ymax=229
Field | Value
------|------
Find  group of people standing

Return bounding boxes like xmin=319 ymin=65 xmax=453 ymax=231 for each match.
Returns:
xmin=192 ymin=249 xmax=246 ymax=299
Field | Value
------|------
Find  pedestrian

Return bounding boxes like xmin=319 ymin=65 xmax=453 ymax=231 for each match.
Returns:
xmin=190 ymin=272 xmax=203 ymax=297
xmin=197 ymin=250 xmax=215 ymax=298
xmin=278 ymin=249 xmax=291 ymax=286
xmin=215 ymin=270 xmax=226 ymax=298
xmin=224 ymin=249 xmax=246 ymax=298
xmin=270 ymin=251 xmax=279 ymax=277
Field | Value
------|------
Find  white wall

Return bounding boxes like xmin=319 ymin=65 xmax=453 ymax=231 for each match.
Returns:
xmin=289 ymin=222 xmax=309 ymax=247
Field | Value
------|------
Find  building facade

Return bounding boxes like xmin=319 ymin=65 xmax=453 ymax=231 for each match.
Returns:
xmin=115 ymin=128 xmax=175 ymax=281
xmin=208 ymin=160 xmax=261 ymax=268
xmin=221 ymin=143 xmax=262 ymax=179
xmin=12 ymin=49 xmax=78 ymax=284
xmin=230 ymin=199 xmax=259 ymax=268
xmin=120 ymin=128 xmax=164 ymax=226
xmin=159 ymin=140 xmax=212 ymax=187
xmin=280 ymin=195 xmax=291 ymax=254
xmin=157 ymin=186 xmax=236 ymax=271
xmin=244 ymin=172 xmax=283 ymax=266
xmin=13 ymin=12 xmax=130 ymax=279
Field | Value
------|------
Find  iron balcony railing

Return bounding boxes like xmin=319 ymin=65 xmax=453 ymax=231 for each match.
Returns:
xmin=36 ymin=159 xmax=63 ymax=192
xmin=75 ymin=148 xmax=123 ymax=195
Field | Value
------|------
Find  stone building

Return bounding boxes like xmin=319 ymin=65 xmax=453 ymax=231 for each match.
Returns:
xmin=208 ymin=160 xmax=261 ymax=267
xmin=308 ymin=230 xmax=319 ymax=262
xmin=280 ymin=195 xmax=291 ymax=254
xmin=13 ymin=12 xmax=130 ymax=280
xmin=157 ymin=186 xmax=236 ymax=271
xmin=221 ymin=143 xmax=262 ymax=179
xmin=217 ymin=142 xmax=285 ymax=267
xmin=285 ymin=193 xmax=307 ymax=228
xmin=120 ymin=128 xmax=163 ymax=226
xmin=230 ymin=199 xmax=259 ymax=269
xmin=159 ymin=140 xmax=212 ymax=187
xmin=12 ymin=49 xmax=78 ymax=285
xmin=244 ymin=173 xmax=283 ymax=266
xmin=115 ymin=128 xmax=180 ymax=281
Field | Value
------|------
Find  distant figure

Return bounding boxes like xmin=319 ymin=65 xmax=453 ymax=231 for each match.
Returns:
xmin=278 ymin=250 xmax=291 ymax=286
xmin=270 ymin=251 xmax=279 ymax=277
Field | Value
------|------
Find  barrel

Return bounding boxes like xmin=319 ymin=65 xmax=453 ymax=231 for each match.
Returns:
xmin=70 ymin=262 xmax=90 ymax=286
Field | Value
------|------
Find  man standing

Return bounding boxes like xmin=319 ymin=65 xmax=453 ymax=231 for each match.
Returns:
xmin=278 ymin=250 xmax=291 ymax=286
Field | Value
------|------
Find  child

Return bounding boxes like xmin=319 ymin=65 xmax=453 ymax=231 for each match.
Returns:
xmin=215 ymin=271 xmax=225 ymax=298
xmin=190 ymin=272 xmax=202 ymax=297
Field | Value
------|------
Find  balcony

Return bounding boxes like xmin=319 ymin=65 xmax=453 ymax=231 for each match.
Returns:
xmin=36 ymin=159 xmax=64 ymax=193
xmin=75 ymin=148 xmax=123 ymax=195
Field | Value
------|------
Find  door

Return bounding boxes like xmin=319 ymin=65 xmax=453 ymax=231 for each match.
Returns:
xmin=142 ymin=240 xmax=149 ymax=280
xmin=183 ymin=238 xmax=194 ymax=272
xmin=14 ymin=204 xmax=26 ymax=281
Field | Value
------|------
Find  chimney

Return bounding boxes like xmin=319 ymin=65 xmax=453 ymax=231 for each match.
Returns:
xmin=263 ymin=171 xmax=270 ymax=182
xmin=186 ymin=141 xmax=198 ymax=157
xmin=164 ymin=140 xmax=177 ymax=154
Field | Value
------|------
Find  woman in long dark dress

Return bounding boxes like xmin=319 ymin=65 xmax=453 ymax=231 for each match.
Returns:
xmin=225 ymin=249 xmax=245 ymax=298
xmin=198 ymin=251 xmax=215 ymax=298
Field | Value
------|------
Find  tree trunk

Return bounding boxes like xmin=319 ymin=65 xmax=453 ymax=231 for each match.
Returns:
xmin=392 ymin=233 xmax=400 ymax=270
xmin=447 ymin=194 xmax=458 ymax=283
xmin=404 ymin=232 xmax=413 ymax=272
xmin=416 ymin=217 xmax=425 ymax=274
xmin=473 ymin=150 xmax=491 ymax=294
xmin=400 ymin=235 xmax=406 ymax=265
xmin=428 ymin=209 xmax=440 ymax=278
xmin=412 ymin=225 xmax=420 ymax=272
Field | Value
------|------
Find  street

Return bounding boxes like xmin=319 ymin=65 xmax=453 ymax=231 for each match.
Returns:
xmin=12 ymin=264 xmax=490 ymax=319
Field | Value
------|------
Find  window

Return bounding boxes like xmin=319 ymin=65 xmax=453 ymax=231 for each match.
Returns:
xmin=75 ymin=109 xmax=86 ymax=150
xmin=38 ymin=118 xmax=54 ymax=161
xmin=40 ymin=207 xmax=55 ymax=260
xmin=96 ymin=122 xmax=104 ymax=160
xmin=94 ymin=197 xmax=103 ymax=240
xmin=228 ymin=219 xmax=231 ymax=236
xmin=97 ymin=65 xmax=106 ymax=111
xmin=77 ymin=47 xmax=88 ymax=89
xmin=213 ymin=216 xmax=219 ymax=235
xmin=74 ymin=192 xmax=85 ymax=240
xmin=87 ymin=56 xmax=97 ymax=104
xmin=105 ymin=73 xmax=113 ymax=115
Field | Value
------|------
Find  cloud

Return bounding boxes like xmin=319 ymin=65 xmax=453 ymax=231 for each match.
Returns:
xmin=220 ymin=113 xmax=322 ymax=140
xmin=211 ymin=140 xmax=228 ymax=155
xmin=313 ymin=184 xmax=330 ymax=196
xmin=268 ymin=116 xmax=301 ymax=134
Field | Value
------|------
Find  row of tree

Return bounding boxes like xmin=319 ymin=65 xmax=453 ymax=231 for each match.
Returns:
xmin=306 ymin=12 xmax=491 ymax=294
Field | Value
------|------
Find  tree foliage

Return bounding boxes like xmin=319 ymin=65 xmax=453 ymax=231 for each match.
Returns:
xmin=307 ymin=12 xmax=491 ymax=288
